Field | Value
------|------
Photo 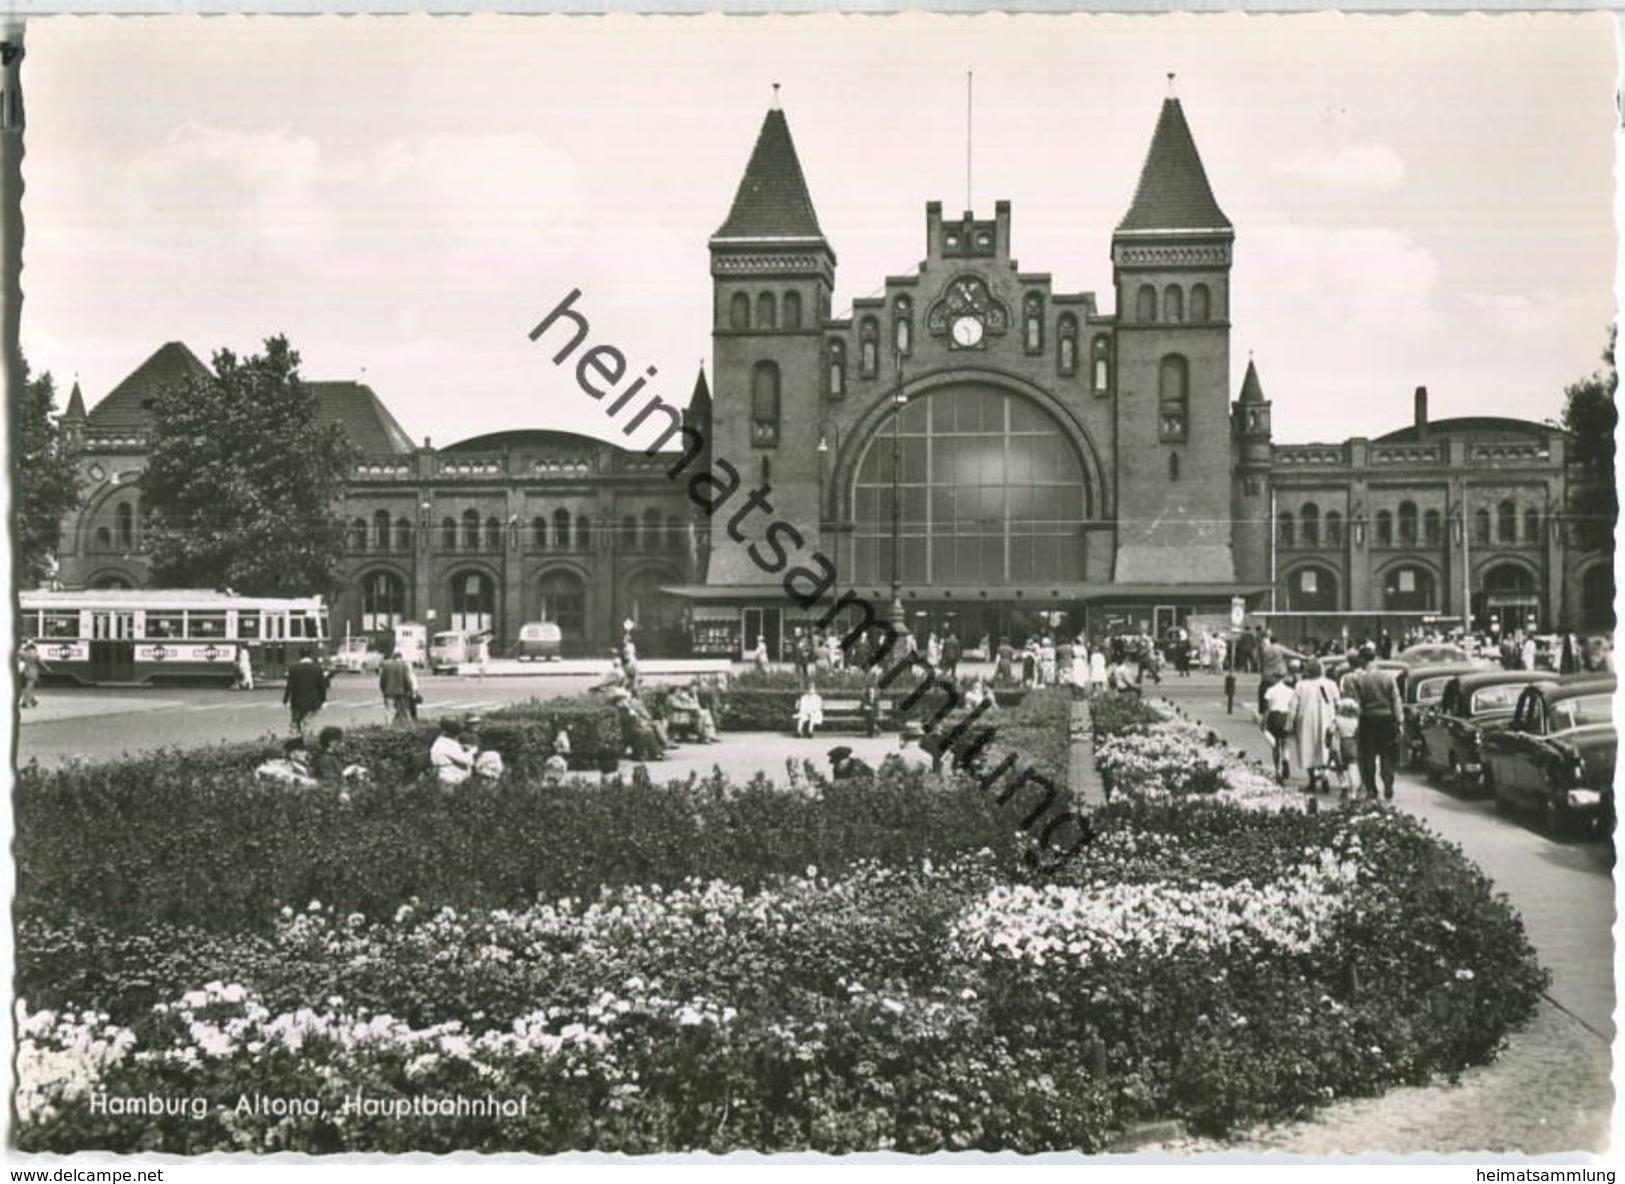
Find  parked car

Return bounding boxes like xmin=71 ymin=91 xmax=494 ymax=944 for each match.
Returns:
xmin=1482 ymin=676 xmax=1617 ymax=839
xmin=331 ymin=637 xmax=383 ymax=675
xmin=513 ymin=621 xmax=564 ymax=661
xmin=1397 ymin=662 xmax=1479 ymax=769
xmin=1416 ymin=670 xmax=1561 ymax=792
xmin=429 ymin=630 xmax=477 ymax=674
xmin=1398 ymin=641 xmax=1473 ymax=666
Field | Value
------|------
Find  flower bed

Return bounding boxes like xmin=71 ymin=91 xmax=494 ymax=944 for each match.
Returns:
xmin=15 ymin=689 xmax=1547 ymax=1153
xmin=1091 ymin=693 xmax=1294 ymax=810
xmin=718 ymin=667 xmax=1027 ymax=733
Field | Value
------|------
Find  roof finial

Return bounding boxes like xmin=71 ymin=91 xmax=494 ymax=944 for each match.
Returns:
xmin=1167 ymin=72 xmax=1177 ymax=97
xmin=772 ymin=82 xmax=781 ymax=110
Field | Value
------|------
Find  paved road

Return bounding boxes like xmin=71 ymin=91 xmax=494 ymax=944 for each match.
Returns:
xmin=1149 ymin=674 xmax=1617 ymax=1155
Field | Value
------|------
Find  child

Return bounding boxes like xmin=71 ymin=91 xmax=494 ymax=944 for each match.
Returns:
xmin=1261 ymin=676 xmax=1298 ymax=783
xmin=1224 ymin=669 xmax=1237 ymax=715
xmin=1332 ymin=696 xmax=1362 ymax=798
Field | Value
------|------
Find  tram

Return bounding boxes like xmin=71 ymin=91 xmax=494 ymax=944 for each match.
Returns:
xmin=18 ymin=588 xmax=329 ymax=686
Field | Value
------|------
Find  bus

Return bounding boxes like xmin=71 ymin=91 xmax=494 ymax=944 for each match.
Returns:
xmin=18 ymin=588 xmax=329 ymax=686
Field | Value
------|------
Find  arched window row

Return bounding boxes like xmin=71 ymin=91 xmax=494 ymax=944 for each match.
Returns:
xmin=346 ymin=510 xmax=415 ymax=554
xmin=1133 ymin=281 xmax=1216 ymax=324
xmin=727 ymin=289 xmax=808 ymax=332
xmin=1278 ymin=504 xmax=1360 ymax=549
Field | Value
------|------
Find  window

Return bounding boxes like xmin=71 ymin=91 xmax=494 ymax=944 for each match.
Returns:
xmin=373 ymin=510 xmax=392 ymax=551
xmin=395 ymin=517 xmax=412 ymax=551
xmin=533 ymin=516 xmax=547 ymax=548
xmin=1279 ymin=511 xmax=1296 ymax=548
xmin=441 ymin=518 xmax=457 ymax=550
xmin=1158 ymin=355 xmax=1188 ymax=443
xmin=1057 ymin=315 xmax=1078 ymax=375
xmin=1376 ymin=510 xmax=1393 ymax=546
xmin=783 ymin=291 xmax=802 ymax=330
xmin=751 ymin=361 xmax=781 ymax=448
xmin=1092 ymin=336 xmax=1111 ymax=396
xmin=851 ymin=388 xmax=1090 ymax=584
xmin=1524 ymin=507 xmax=1541 ymax=544
xmin=1474 ymin=507 xmax=1491 ymax=545
xmin=1423 ymin=509 xmax=1443 ymax=546
xmin=1163 ymin=284 xmax=1183 ymax=323
xmin=361 ymin=570 xmax=406 ymax=631
xmin=1136 ymin=284 xmax=1157 ymax=323
xmin=554 ymin=508 xmax=572 ymax=549
xmin=116 ymin=503 xmax=134 ymax=549
xmin=1383 ymin=565 xmax=1438 ymax=611
xmin=729 ymin=292 xmax=750 ymax=330
xmin=827 ymin=340 xmax=846 ymax=399
xmin=1497 ymin=499 xmax=1517 ymax=544
xmin=1301 ymin=503 xmax=1320 ymax=546
xmin=860 ymin=318 xmax=879 ymax=378
xmin=894 ymin=296 xmax=912 ymax=356
xmin=621 ymin=514 xmax=638 ymax=552
xmin=485 ymin=516 xmax=502 ymax=550
xmin=756 ymin=292 xmax=777 ymax=331
xmin=351 ymin=517 xmax=369 ymax=551
xmin=1190 ymin=283 xmax=1211 ymax=322
xmin=1398 ymin=501 xmax=1418 ymax=546
xmin=644 ymin=508 xmax=663 ymax=550
xmin=145 ymin=612 xmax=184 ymax=639
xmin=461 ymin=510 xmax=480 ymax=550
xmin=1023 ymin=292 xmax=1044 ymax=354
xmin=577 ymin=515 xmax=592 ymax=549
xmin=1325 ymin=511 xmax=1344 ymax=547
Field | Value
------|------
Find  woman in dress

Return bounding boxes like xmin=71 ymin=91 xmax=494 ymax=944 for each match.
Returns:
xmin=1291 ymin=657 xmax=1342 ymax=792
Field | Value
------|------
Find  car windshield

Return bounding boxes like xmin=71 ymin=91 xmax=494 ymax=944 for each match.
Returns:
xmin=1416 ymin=678 xmax=1452 ymax=704
xmin=1469 ymin=685 xmax=1523 ymax=714
xmin=1548 ymin=694 xmax=1614 ymax=733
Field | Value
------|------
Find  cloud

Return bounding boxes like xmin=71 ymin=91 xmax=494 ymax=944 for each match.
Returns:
xmin=1274 ymin=144 xmax=1406 ymax=188
xmin=1248 ymin=224 xmax=1444 ymax=336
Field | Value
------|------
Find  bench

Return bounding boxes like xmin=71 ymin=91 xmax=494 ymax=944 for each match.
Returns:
xmin=799 ymin=698 xmax=884 ymax=736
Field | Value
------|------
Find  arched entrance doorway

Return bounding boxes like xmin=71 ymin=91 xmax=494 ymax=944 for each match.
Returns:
xmin=1381 ymin=564 xmax=1438 ymax=612
xmin=1477 ymin=562 xmax=1542 ymax=634
xmin=448 ymin=569 xmax=497 ymax=637
xmin=359 ymin=569 xmax=407 ymax=634
xmin=537 ymin=569 xmax=588 ymax=655
xmin=624 ymin=567 xmax=683 ymax=657
xmin=1283 ymin=565 xmax=1340 ymax=612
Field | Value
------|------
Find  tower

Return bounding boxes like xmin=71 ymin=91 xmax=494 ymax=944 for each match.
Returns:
xmin=1109 ymin=93 xmax=1236 ymax=584
xmin=1231 ymin=357 xmax=1273 ymax=584
xmin=707 ymin=100 xmax=835 ymax=584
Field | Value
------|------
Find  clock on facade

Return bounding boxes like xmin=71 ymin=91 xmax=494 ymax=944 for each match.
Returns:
xmin=951 ymin=315 xmax=985 ymax=348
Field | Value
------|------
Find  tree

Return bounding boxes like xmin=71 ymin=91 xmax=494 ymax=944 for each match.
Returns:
xmin=14 ymin=357 xmax=83 ymax=587
xmin=140 ymin=336 xmax=357 ymax=595
xmin=1562 ymin=326 xmax=1617 ymax=556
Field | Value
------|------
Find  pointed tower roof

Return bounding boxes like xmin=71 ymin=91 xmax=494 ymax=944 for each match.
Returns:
xmin=1239 ymin=357 xmax=1266 ymax=403
xmin=85 ymin=341 xmax=213 ymax=431
xmin=713 ymin=108 xmax=826 ymax=242
xmin=64 ymin=380 xmax=87 ymax=420
xmin=1117 ymin=97 xmax=1231 ymax=234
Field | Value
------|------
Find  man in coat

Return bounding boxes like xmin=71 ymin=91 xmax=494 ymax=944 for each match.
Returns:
xmin=378 ymin=650 xmax=418 ymax=726
xmin=283 ymin=652 xmax=328 ymax=735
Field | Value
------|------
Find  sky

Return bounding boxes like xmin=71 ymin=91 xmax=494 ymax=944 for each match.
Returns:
xmin=17 ymin=12 xmax=1620 ymax=449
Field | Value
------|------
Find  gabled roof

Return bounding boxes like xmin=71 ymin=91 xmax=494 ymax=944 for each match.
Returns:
xmin=713 ymin=108 xmax=825 ymax=242
xmin=307 ymin=381 xmax=415 ymax=455
xmin=85 ymin=342 xmax=212 ymax=431
xmin=1117 ymin=98 xmax=1232 ymax=234
xmin=1238 ymin=358 xmax=1266 ymax=403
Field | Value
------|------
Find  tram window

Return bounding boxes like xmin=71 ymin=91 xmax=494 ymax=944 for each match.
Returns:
xmin=146 ymin=612 xmax=184 ymax=639
xmin=40 ymin=613 xmax=78 ymax=638
xmin=237 ymin=613 xmax=261 ymax=639
xmin=189 ymin=612 xmax=227 ymax=639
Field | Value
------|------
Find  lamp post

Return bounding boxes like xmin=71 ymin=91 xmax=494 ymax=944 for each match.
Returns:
xmin=888 ymin=350 xmax=908 ymax=634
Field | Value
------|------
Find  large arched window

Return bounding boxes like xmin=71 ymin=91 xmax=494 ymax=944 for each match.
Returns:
xmin=350 ymin=517 xmax=369 ymax=551
xmin=116 ymin=503 xmax=134 ymax=550
xmin=553 ymin=508 xmax=572 ymax=549
xmin=1136 ymin=284 xmax=1157 ymax=323
xmin=577 ymin=515 xmax=592 ymax=550
xmin=1524 ymin=507 xmax=1541 ymax=544
xmin=1383 ymin=564 xmax=1439 ymax=611
xmin=1423 ymin=509 xmax=1443 ymax=546
xmin=462 ymin=509 xmax=480 ymax=550
xmin=1398 ymin=501 xmax=1418 ymax=546
xmin=395 ymin=517 xmax=412 ymax=551
xmin=1286 ymin=565 xmax=1340 ymax=612
xmin=751 ymin=362 xmax=781 ymax=448
xmin=756 ymin=292 xmax=777 ymax=331
xmin=783 ymin=290 xmax=802 ymax=331
xmin=360 ymin=570 xmax=406 ymax=632
xmin=450 ymin=570 xmax=496 ymax=635
xmin=1190 ymin=283 xmax=1211 ymax=322
xmin=729 ymin=292 xmax=750 ymax=331
xmin=1474 ymin=507 xmax=1492 ymax=545
xmin=1497 ymin=499 xmax=1517 ymax=544
xmin=1158 ymin=355 xmax=1188 ymax=443
xmin=373 ymin=510 xmax=392 ymax=551
xmin=621 ymin=514 xmax=639 ymax=552
xmin=1325 ymin=511 xmax=1344 ymax=547
xmin=1163 ymin=284 xmax=1184 ymax=324
xmin=538 ymin=569 xmax=587 ymax=653
xmin=1278 ymin=511 xmax=1296 ymax=548
xmin=441 ymin=517 xmax=458 ymax=550
xmin=532 ymin=516 xmax=548 ymax=548
xmin=1375 ymin=510 xmax=1393 ymax=546
xmin=485 ymin=516 xmax=502 ymax=551
xmin=852 ymin=386 xmax=1090 ymax=584
xmin=1301 ymin=503 xmax=1320 ymax=546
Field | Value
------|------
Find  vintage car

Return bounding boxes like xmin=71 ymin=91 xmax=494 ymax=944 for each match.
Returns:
xmin=1397 ymin=662 xmax=1480 ymax=769
xmin=1482 ymin=676 xmax=1617 ymax=839
xmin=1416 ymin=669 xmax=1560 ymax=792
xmin=513 ymin=621 xmax=564 ymax=661
xmin=330 ymin=636 xmax=384 ymax=675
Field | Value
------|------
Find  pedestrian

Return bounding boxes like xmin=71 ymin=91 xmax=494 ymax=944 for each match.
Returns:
xmin=282 ymin=651 xmax=328 ymax=735
xmin=1343 ymin=645 xmax=1402 ymax=801
xmin=1256 ymin=630 xmax=1303 ymax=715
xmin=994 ymin=637 xmax=1015 ymax=686
xmin=232 ymin=644 xmax=254 ymax=692
xmin=1520 ymin=633 xmax=1538 ymax=673
xmin=1069 ymin=636 xmax=1090 ymax=699
xmin=1331 ymin=697 xmax=1362 ymax=797
xmin=1224 ymin=665 xmax=1237 ymax=715
xmin=827 ymin=744 xmax=875 ymax=781
xmin=749 ymin=634 xmax=769 ymax=673
xmin=941 ymin=631 xmax=962 ymax=680
xmin=1292 ymin=658 xmax=1341 ymax=793
xmin=1038 ymin=635 xmax=1057 ymax=687
xmin=1261 ymin=675 xmax=1298 ymax=784
xmin=378 ymin=649 xmax=418 ymax=726
xmin=17 ymin=639 xmax=47 ymax=709
xmin=1089 ymin=644 xmax=1107 ymax=693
